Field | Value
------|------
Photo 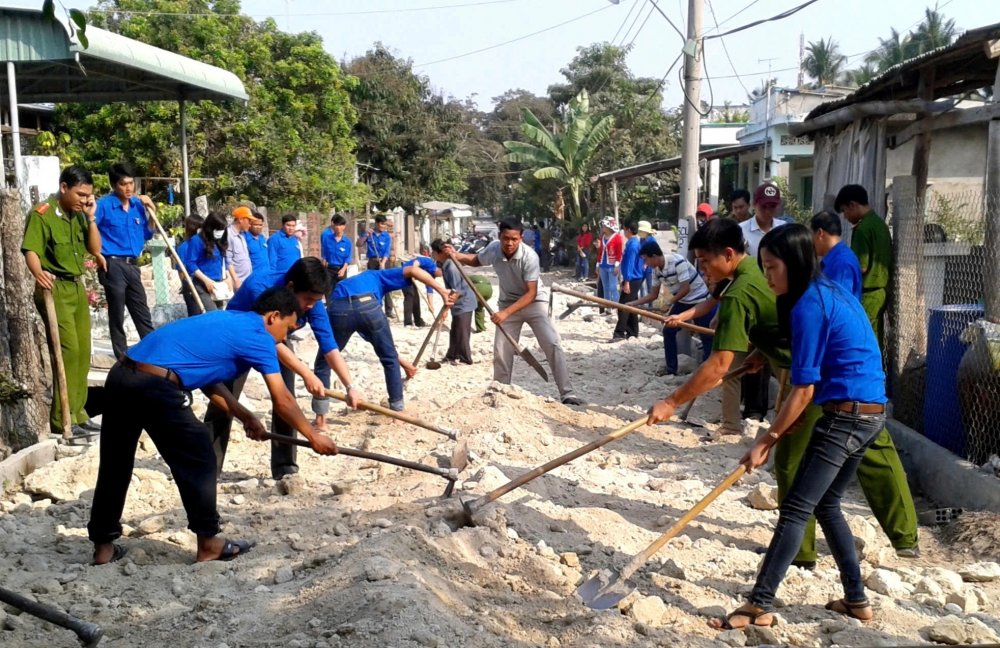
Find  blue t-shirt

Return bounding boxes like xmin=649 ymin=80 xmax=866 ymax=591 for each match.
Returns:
xmin=333 ymin=268 xmax=411 ymax=300
xmin=227 ymin=269 xmax=339 ymax=354
xmin=244 ymin=231 xmax=270 ymax=272
xmin=620 ymin=236 xmax=644 ymax=281
xmin=821 ymin=241 xmax=862 ymax=301
xmin=790 ymin=280 xmax=886 ymax=405
xmin=321 ymin=228 xmax=353 ymax=267
xmin=268 ymin=231 xmax=301 ymax=274
xmin=365 ymin=230 xmax=392 ymax=259
xmin=183 ymin=235 xmax=225 ymax=281
xmin=127 ymin=310 xmax=281 ymax=390
xmin=95 ymin=194 xmax=153 ymax=257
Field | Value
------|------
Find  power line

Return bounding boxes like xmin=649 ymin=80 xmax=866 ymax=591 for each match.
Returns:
xmin=705 ymin=0 xmax=822 ymax=40
xmin=647 ymin=0 xmax=685 ymax=40
xmin=88 ymin=0 xmax=526 ymax=18
xmin=706 ymin=0 xmax=750 ymax=98
xmin=619 ymin=0 xmax=651 ymax=47
xmin=625 ymin=2 xmax=656 ymax=49
xmin=414 ymin=4 xmax=615 ymax=67
xmin=705 ymin=0 xmax=763 ymax=34
xmin=612 ymin=0 xmax=642 ymax=45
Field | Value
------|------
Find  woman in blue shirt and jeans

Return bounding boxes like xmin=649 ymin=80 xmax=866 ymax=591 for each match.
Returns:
xmin=713 ymin=224 xmax=886 ymax=630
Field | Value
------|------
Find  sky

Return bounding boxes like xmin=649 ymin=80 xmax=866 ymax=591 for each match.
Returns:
xmin=19 ymin=0 xmax=996 ymax=110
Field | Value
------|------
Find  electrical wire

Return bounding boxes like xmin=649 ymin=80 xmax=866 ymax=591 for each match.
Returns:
xmin=89 ymin=0 xmax=526 ymax=18
xmin=414 ymin=3 xmax=615 ymax=67
xmin=706 ymin=0 xmax=750 ymax=98
xmin=611 ymin=0 xmax=641 ymax=44
xmin=637 ymin=51 xmax=684 ymax=113
xmin=619 ymin=0 xmax=651 ymax=48
xmin=704 ymin=0 xmax=822 ymax=40
xmin=625 ymin=2 xmax=657 ymax=50
xmin=705 ymin=0 xmax=763 ymax=34
xmin=647 ymin=0 xmax=685 ymax=40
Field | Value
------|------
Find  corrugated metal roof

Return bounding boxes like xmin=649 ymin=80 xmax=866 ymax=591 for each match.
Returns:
xmin=0 ymin=6 xmax=247 ymax=103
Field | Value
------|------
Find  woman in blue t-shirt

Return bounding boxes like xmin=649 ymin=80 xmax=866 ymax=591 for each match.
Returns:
xmin=712 ymin=224 xmax=886 ymax=630
xmin=182 ymin=211 xmax=232 ymax=315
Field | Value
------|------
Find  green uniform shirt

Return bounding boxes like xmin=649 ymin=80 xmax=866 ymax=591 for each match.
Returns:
xmin=21 ymin=197 xmax=89 ymax=277
xmin=850 ymin=210 xmax=891 ymax=292
xmin=713 ymin=256 xmax=789 ymax=366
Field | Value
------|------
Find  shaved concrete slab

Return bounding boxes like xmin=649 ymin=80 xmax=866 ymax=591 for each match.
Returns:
xmin=0 ymin=439 xmax=57 ymax=491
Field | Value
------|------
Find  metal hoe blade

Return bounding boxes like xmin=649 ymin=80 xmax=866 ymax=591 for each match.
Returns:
xmin=520 ymin=348 xmax=549 ymax=381
xmin=575 ymin=569 xmax=635 ymax=610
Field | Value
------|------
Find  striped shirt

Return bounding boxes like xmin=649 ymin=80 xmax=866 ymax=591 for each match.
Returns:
xmin=654 ymin=253 xmax=710 ymax=304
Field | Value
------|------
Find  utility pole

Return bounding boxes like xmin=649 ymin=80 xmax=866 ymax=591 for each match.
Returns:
xmin=759 ymin=57 xmax=778 ymax=183
xmin=677 ymin=0 xmax=702 ymax=261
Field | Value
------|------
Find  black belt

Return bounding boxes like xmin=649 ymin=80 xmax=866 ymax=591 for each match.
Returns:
xmin=53 ymin=273 xmax=80 ymax=282
xmin=334 ymin=293 xmax=375 ymax=304
xmin=822 ymin=401 xmax=885 ymax=415
xmin=121 ymin=357 xmax=183 ymax=388
xmin=862 ymin=286 xmax=885 ymax=293
xmin=106 ymin=255 xmax=137 ymax=265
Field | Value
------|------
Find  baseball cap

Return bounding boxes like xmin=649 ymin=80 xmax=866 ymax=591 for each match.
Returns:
xmin=696 ymin=202 xmax=714 ymax=218
xmin=232 ymin=206 xmax=253 ymax=220
xmin=637 ymin=220 xmax=655 ymax=235
xmin=754 ymin=182 xmax=781 ymax=207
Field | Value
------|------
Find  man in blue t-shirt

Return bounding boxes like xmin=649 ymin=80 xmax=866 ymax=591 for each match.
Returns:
xmin=358 ymin=214 xmax=395 ymax=318
xmin=223 ymin=257 xmax=361 ymax=477
xmin=810 ymin=210 xmax=862 ymax=301
xmin=611 ymin=222 xmax=646 ymax=341
xmin=321 ymin=263 xmax=457 ymax=413
xmin=88 ymin=287 xmax=338 ymax=566
xmin=268 ymin=214 xmax=302 ymax=275
xmin=244 ymin=211 xmax=270 ymax=273
xmin=320 ymin=213 xmax=353 ymax=296
xmin=93 ymin=162 xmax=156 ymax=360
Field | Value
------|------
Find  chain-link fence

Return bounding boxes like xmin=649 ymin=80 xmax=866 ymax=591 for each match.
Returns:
xmin=888 ymin=185 xmax=1000 ymax=469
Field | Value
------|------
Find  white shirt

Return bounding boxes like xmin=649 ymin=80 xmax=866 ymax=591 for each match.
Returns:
xmin=654 ymin=254 xmax=710 ymax=304
xmin=740 ymin=216 xmax=787 ymax=258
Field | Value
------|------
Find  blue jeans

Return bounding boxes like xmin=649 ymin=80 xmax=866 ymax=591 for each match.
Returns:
xmin=750 ymin=410 xmax=885 ymax=610
xmin=315 ymin=295 xmax=404 ymax=412
xmin=598 ymin=266 xmax=619 ymax=303
xmin=576 ymin=254 xmax=589 ymax=280
xmin=663 ymin=301 xmax=716 ymax=373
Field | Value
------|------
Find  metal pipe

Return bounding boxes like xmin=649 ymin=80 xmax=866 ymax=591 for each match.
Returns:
xmin=179 ymin=98 xmax=191 ymax=216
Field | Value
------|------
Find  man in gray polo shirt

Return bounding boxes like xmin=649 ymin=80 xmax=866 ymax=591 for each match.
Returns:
xmin=448 ymin=221 xmax=581 ymax=405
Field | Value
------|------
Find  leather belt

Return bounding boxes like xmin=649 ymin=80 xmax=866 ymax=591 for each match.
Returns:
xmin=822 ymin=401 xmax=885 ymax=415
xmin=107 ymin=255 xmax=137 ymax=265
xmin=336 ymin=293 xmax=374 ymax=304
xmin=121 ymin=357 xmax=182 ymax=387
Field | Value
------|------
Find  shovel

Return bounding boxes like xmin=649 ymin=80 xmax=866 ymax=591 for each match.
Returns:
xmin=558 ymin=300 xmax=598 ymax=320
xmin=325 ymin=389 xmax=460 ymax=441
xmin=147 ymin=205 xmax=205 ymax=314
xmin=0 ymin=585 xmax=103 ymax=646
xmin=425 ymin=321 xmax=446 ymax=370
xmin=42 ymin=289 xmax=73 ymax=442
xmin=576 ymin=465 xmax=747 ymax=609
xmin=450 ymin=259 xmax=549 ymax=382
xmin=411 ymin=305 xmax=449 ymax=368
xmin=552 ymin=286 xmax=715 ymax=337
xmin=263 ymin=432 xmax=460 ymax=495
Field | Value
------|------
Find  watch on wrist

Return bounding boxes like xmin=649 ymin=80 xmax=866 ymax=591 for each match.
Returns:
xmin=767 ymin=430 xmax=781 ymax=441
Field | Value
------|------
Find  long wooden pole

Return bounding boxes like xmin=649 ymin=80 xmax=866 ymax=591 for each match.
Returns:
xmin=146 ymin=206 xmax=205 ymax=314
xmin=553 ymin=285 xmax=715 ymax=337
xmin=42 ymin=289 xmax=72 ymax=441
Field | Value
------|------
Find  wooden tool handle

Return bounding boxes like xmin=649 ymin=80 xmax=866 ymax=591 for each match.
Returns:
xmin=450 ymin=257 xmax=524 ymax=351
xmin=479 ymin=416 xmax=648 ymax=507
xmin=412 ymin=305 xmax=449 ymax=367
xmin=42 ymin=289 xmax=72 ymax=440
xmin=147 ymin=207 xmax=205 ymax=314
xmin=324 ymin=389 xmax=456 ymax=439
xmin=0 ymin=585 xmax=103 ymax=647
xmin=618 ymin=465 xmax=746 ymax=580
xmin=262 ymin=432 xmax=455 ymax=479
xmin=552 ymin=286 xmax=715 ymax=337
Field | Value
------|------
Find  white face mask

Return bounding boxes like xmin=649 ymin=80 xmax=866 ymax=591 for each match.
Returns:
xmin=212 ymin=229 xmax=225 ymax=240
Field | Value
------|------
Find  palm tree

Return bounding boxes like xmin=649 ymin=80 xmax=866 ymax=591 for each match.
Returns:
xmin=503 ymin=89 xmax=614 ymax=221
xmin=749 ymin=77 xmax=777 ymax=100
xmin=910 ymin=8 xmax=957 ymax=55
xmin=866 ymin=27 xmax=914 ymax=72
xmin=845 ymin=62 xmax=879 ymax=87
xmin=803 ymin=37 xmax=847 ymax=87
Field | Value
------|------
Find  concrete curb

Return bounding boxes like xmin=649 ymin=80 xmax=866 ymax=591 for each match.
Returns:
xmin=887 ymin=418 xmax=1000 ymax=513
xmin=0 ymin=439 xmax=57 ymax=491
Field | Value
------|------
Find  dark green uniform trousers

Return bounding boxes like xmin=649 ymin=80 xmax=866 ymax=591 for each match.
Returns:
xmin=35 ymin=278 xmax=91 ymax=434
xmin=774 ymin=402 xmax=919 ymax=562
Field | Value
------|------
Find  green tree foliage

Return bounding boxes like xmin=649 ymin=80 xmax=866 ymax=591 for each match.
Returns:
xmin=802 ymin=37 xmax=846 ymax=87
xmin=50 ymin=0 xmax=366 ymax=213
xmin=853 ymin=7 xmax=958 ymax=79
xmin=844 ymin=62 xmax=879 ymax=87
xmin=345 ymin=44 xmax=471 ymax=212
xmin=503 ymin=89 xmax=614 ymax=222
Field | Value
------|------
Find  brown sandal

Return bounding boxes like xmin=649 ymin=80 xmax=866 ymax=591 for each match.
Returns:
xmin=825 ymin=598 xmax=873 ymax=623
xmin=709 ymin=603 xmax=776 ymax=630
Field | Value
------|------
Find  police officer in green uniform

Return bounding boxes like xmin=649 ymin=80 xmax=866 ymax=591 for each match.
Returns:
xmin=836 ymin=185 xmax=891 ymax=351
xmin=22 ymin=166 xmax=106 ymax=437
xmin=470 ymin=274 xmax=493 ymax=333
xmin=647 ymin=219 xmax=782 ymax=428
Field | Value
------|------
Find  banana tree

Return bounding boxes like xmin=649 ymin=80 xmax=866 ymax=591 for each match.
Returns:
xmin=503 ymin=89 xmax=614 ymax=221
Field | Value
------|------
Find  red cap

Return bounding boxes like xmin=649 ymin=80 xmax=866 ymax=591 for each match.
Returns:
xmin=696 ymin=202 xmax=714 ymax=218
xmin=754 ymin=182 xmax=781 ymax=207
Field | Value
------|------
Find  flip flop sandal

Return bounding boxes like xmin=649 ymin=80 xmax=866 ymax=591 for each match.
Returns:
xmin=825 ymin=598 xmax=873 ymax=623
xmin=216 ymin=538 xmax=255 ymax=562
xmin=712 ymin=605 xmax=776 ymax=630
xmin=93 ymin=543 xmax=128 ymax=566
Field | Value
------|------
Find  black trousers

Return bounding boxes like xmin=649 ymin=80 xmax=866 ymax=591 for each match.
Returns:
xmin=98 ymin=257 xmax=154 ymax=359
xmin=203 ymin=371 xmax=249 ymax=477
xmin=181 ymin=282 xmax=221 ymax=317
xmin=742 ymin=364 xmax=772 ymax=420
xmin=88 ymin=363 xmax=220 ymax=544
xmin=367 ymin=257 xmax=395 ymax=317
xmin=445 ymin=311 xmax=473 ymax=364
xmin=326 ymin=265 xmax=344 ymax=298
xmin=613 ymin=279 xmax=643 ymax=338
xmin=403 ymin=284 xmax=426 ymax=326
